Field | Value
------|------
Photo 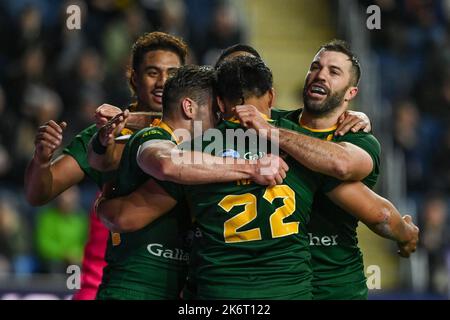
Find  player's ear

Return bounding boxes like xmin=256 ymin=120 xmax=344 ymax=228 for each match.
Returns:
xmin=268 ymin=87 xmax=276 ymax=109
xmin=130 ymin=70 xmax=138 ymax=91
xmin=345 ymin=87 xmax=358 ymax=102
xmin=217 ymin=96 xmax=226 ymax=114
xmin=181 ymin=98 xmax=195 ymax=119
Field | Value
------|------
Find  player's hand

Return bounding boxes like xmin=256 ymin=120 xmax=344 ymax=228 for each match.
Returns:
xmin=98 ymin=110 xmax=130 ymax=146
xmin=252 ymin=154 xmax=289 ymax=186
xmin=34 ymin=120 xmax=67 ymax=164
xmin=397 ymin=215 xmax=419 ymax=258
xmin=95 ymin=104 xmax=122 ymax=128
xmin=335 ymin=110 xmax=371 ymax=136
xmin=233 ymin=104 xmax=273 ymax=134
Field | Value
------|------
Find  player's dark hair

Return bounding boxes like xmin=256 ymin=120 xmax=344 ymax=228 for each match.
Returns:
xmin=318 ymin=39 xmax=361 ymax=86
xmin=127 ymin=32 xmax=188 ymax=95
xmin=216 ymin=55 xmax=273 ymax=105
xmin=162 ymin=65 xmax=216 ymax=118
xmin=214 ymin=44 xmax=261 ymax=68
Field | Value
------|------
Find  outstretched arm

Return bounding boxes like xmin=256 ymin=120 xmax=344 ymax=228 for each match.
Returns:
xmin=235 ymin=105 xmax=374 ymax=181
xmin=96 ymin=179 xmax=178 ymax=233
xmin=25 ymin=120 xmax=85 ymax=205
xmin=136 ymin=140 xmax=289 ymax=186
xmin=94 ymin=103 xmax=161 ymax=130
xmin=326 ymin=182 xmax=419 ymax=257
xmin=88 ymin=111 xmax=129 ymax=172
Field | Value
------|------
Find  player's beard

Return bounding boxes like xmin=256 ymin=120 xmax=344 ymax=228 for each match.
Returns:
xmin=303 ymin=85 xmax=348 ymax=116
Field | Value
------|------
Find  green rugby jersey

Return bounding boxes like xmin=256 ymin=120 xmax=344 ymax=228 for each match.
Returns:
xmin=63 ymin=124 xmax=115 ymax=188
xmin=97 ymin=123 xmax=192 ymax=300
xmin=177 ymin=118 xmax=323 ymax=300
xmin=277 ymin=109 xmax=381 ymax=300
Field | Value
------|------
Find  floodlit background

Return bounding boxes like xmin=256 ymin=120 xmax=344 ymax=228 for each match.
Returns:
xmin=0 ymin=0 xmax=449 ymax=299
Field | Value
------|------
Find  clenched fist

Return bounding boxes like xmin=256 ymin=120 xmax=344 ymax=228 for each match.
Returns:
xmin=34 ymin=120 xmax=67 ymax=164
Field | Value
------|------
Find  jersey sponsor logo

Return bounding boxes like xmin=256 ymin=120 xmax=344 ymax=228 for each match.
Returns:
xmin=218 ymin=149 xmax=240 ymax=158
xmin=243 ymin=151 xmax=266 ymax=160
xmin=142 ymin=129 xmax=163 ymax=138
xmin=308 ymin=233 xmax=338 ymax=246
xmin=147 ymin=243 xmax=189 ymax=262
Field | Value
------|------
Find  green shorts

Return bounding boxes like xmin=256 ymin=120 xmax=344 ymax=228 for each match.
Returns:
xmin=312 ymin=279 xmax=368 ymax=300
xmin=96 ymin=286 xmax=180 ymax=300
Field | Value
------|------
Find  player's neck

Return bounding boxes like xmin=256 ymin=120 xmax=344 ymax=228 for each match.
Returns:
xmin=135 ymin=101 xmax=161 ymax=113
xmin=247 ymin=96 xmax=271 ymax=118
xmin=162 ymin=118 xmax=190 ymax=141
xmin=300 ymin=105 xmax=346 ymax=130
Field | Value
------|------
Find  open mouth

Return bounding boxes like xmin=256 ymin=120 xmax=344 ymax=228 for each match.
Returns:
xmin=151 ymin=90 xmax=163 ymax=104
xmin=308 ymin=83 xmax=328 ymax=97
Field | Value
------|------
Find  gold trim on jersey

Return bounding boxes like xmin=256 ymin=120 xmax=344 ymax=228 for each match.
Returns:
xmin=150 ymin=118 xmax=162 ymax=127
xmin=226 ymin=112 xmax=273 ymax=124
xmin=157 ymin=121 xmax=180 ymax=144
xmin=120 ymin=128 xmax=134 ymax=136
xmin=299 ymin=122 xmax=338 ymax=133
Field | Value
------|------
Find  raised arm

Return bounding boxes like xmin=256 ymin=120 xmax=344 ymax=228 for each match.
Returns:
xmin=234 ymin=105 xmax=374 ymax=181
xmin=88 ymin=111 xmax=129 ymax=172
xmin=326 ymin=182 xmax=419 ymax=257
xmin=94 ymin=103 xmax=161 ymax=130
xmin=136 ymin=140 xmax=289 ymax=186
xmin=25 ymin=121 xmax=85 ymax=205
xmin=96 ymin=179 xmax=177 ymax=233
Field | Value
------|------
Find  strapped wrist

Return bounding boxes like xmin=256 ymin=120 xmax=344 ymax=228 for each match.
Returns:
xmin=92 ymin=133 xmax=107 ymax=154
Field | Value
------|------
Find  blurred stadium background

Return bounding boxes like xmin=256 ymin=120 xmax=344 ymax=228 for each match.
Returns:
xmin=0 ymin=0 xmax=449 ymax=300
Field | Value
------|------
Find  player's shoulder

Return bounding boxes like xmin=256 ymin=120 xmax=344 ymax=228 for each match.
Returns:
xmin=271 ymin=107 xmax=302 ymax=121
xmin=337 ymin=131 xmax=380 ymax=144
xmin=130 ymin=126 xmax=172 ymax=147
xmin=336 ymin=131 xmax=381 ymax=154
xmin=63 ymin=124 xmax=98 ymax=154
xmin=137 ymin=126 xmax=169 ymax=138
xmin=76 ymin=124 xmax=98 ymax=138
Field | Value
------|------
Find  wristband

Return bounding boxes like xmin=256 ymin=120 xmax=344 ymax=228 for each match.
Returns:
xmin=92 ymin=133 xmax=107 ymax=154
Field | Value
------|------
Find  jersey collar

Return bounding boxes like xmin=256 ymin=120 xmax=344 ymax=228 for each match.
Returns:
xmin=226 ymin=112 xmax=274 ymax=124
xmin=298 ymin=114 xmax=338 ymax=132
xmin=157 ymin=121 xmax=180 ymax=144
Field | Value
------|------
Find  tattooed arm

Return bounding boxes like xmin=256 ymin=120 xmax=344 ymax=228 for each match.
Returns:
xmin=326 ymin=181 xmax=419 ymax=257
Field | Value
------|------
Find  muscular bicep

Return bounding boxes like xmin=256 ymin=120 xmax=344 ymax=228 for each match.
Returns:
xmin=50 ymin=154 xmax=85 ymax=196
xmin=337 ymin=142 xmax=374 ymax=181
xmin=136 ymin=140 xmax=177 ymax=179
xmin=326 ymin=181 xmax=388 ymax=225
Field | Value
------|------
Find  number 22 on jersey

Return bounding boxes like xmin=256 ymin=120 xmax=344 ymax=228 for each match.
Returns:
xmin=219 ymin=185 xmax=299 ymax=243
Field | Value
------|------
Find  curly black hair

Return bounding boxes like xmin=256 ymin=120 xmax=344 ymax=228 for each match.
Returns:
xmin=216 ymin=55 xmax=272 ymax=106
xmin=127 ymin=32 xmax=188 ymax=96
xmin=214 ymin=44 xmax=261 ymax=68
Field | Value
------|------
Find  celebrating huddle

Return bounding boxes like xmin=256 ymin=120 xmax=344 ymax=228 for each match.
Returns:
xmin=25 ymin=31 xmax=419 ymax=300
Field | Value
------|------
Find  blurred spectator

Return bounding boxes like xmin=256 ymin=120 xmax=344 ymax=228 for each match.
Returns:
xmin=160 ymin=0 xmax=188 ymax=39
xmin=419 ymin=193 xmax=450 ymax=295
xmin=102 ymin=5 xmax=149 ymax=73
xmin=393 ymin=100 xmax=435 ymax=194
xmin=0 ymin=86 xmax=13 ymax=178
xmin=57 ymin=48 xmax=105 ymax=137
xmin=12 ymin=84 xmax=63 ymax=186
xmin=35 ymin=186 xmax=88 ymax=274
xmin=429 ymin=127 xmax=450 ymax=192
xmin=201 ymin=0 xmax=244 ymax=65
xmin=9 ymin=4 xmax=44 ymax=61
xmin=0 ymin=196 xmax=31 ymax=275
